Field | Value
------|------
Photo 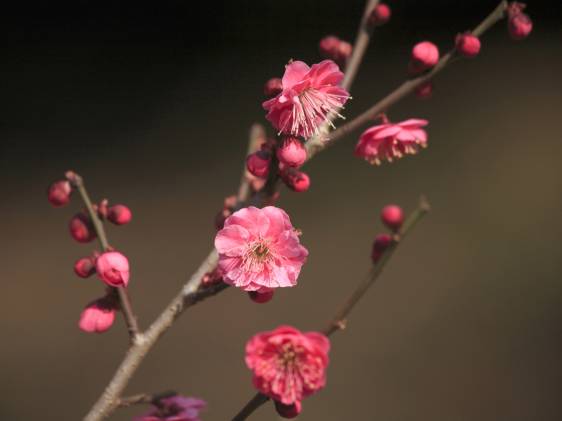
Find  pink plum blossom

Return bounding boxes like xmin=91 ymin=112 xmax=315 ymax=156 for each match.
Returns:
xmin=214 ymin=206 xmax=308 ymax=292
xmin=95 ymin=251 xmax=130 ymax=287
xmin=78 ymin=296 xmax=117 ymax=333
xmin=263 ymin=60 xmax=350 ymax=139
xmin=245 ymin=325 xmax=330 ymax=405
xmin=355 ymin=118 xmax=428 ymax=165
xmin=132 ymin=396 xmax=206 ymax=421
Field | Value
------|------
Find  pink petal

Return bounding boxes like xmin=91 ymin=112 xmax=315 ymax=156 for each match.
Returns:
xmin=282 ymin=61 xmax=311 ymax=89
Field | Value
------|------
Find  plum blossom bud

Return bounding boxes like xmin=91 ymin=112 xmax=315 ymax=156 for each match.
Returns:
xmin=248 ymin=289 xmax=274 ymax=304
xmin=455 ymin=33 xmax=481 ymax=58
xmin=508 ymin=7 xmax=532 ymax=40
xmin=78 ymin=296 xmax=117 ymax=333
xmin=371 ymin=233 xmax=392 ymax=263
xmin=264 ymin=77 xmax=283 ymax=97
xmin=95 ymin=199 xmax=109 ymax=220
xmin=319 ymin=35 xmax=352 ymax=66
xmin=281 ymin=168 xmax=310 ymax=193
xmin=275 ymin=400 xmax=302 ymax=419
xmin=96 ymin=251 xmax=130 ymax=287
xmin=47 ymin=180 xmax=72 ymax=207
xmin=368 ymin=3 xmax=391 ymax=26
xmin=277 ymin=137 xmax=307 ymax=168
xmin=246 ymin=150 xmax=271 ymax=178
xmin=410 ymin=41 xmax=439 ymax=72
xmin=107 ymin=204 xmax=132 ymax=225
xmin=381 ymin=204 xmax=404 ymax=231
xmin=69 ymin=213 xmax=96 ymax=243
xmin=74 ymin=256 xmax=96 ymax=278
xmin=415 ymin=81 xmax=433 ymax=99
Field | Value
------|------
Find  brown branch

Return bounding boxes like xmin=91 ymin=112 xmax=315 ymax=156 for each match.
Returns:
xmin=341 ymin=0 xmax=380 ymax=91
xmin=232 ymin=197 xmax=430 ymax=420
xmin=306 ymin=0 xmax=509 ymax=160
xmin=68 ymin=172 xmax=140 ymax=343
xmin=117 ymin=391 xmax=177 ymax=408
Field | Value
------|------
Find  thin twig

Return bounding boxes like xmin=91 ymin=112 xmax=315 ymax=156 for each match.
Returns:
xmin=237 ymin=123 xmax=266 ymax=203
xmin=306 ymin=0 xmax=509 ymax=160
xmin=68 ymin=172 xmax=140 ymax=343
xmin=232 ymin=197 xmax=430 ymax=420
xmin=341 ymin=0 xmax=380 ymax=91
xmin=117 ymin=391 xmax=177 ymax=408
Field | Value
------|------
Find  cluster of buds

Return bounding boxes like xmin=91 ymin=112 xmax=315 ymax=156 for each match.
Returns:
xmin=47 ymin=171 xmax=132 ymax=333
xmin=507 ymin=2 xmax=532 ymax=40
xmin=246 ymin=132 xmax=311 ymax=194
xmin=371 ymin=204 xmax=404 ymax=263
xmin=319 ymin=35 xmax=352 ymax=68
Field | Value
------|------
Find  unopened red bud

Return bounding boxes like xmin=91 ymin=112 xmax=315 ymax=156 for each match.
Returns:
xmin=410 ymin=41 xmax=439 ymax=72
xmin=508 ymin=12 xmax=532 ymax=40
xmin=371 ymin=234 xmax=393 ymax=263
xmin=223 ymin=195 xmax=238 ymax=210
xmin=274 ymin=400 xmax=302 ymax=419
xmin=246 ymin=150 xmax=271 ymax=178
xmin=74 ymin=257 xmax=96 ymax=278
xmin=248 ymin=289 xmax=274 ymax=304
xmin=47 ymin=180 xmax=72 ymax=207
xmin=215 ymin=208 xmax=231 ymax=230
xmin=277 ymin=137 xmax=307 ymax=168
xmin=381 ymin=204 xmax=404 ymax=231
xmin=281 ymin=168 xmax=310 ymax=193
xmin=107 ymin=204 xmax=132 ymax=225
xmin=415 ymin=81 xmax=433 ymax=99
xmin=96 ymin=251 xmax=130 ymax=287
xmin=264 ymin=77 xmax=283 ymax=97
xmin=319 ymin=35 xmax=352 ymax=66
xmin=368 ymin=3 xmax=391 ymax=26
xmin=455 ymin=33 xmax=481 ymax=58
xmin=69 ymin=213 xmax=96 ymax=243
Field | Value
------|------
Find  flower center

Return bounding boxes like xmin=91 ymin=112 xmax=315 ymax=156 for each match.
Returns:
xmin=242 ymin=239 xmax=274 ymax=271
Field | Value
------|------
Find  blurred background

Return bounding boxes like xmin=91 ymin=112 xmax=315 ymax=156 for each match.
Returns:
xmin=1 ymin=0 xmax=561 ymax=420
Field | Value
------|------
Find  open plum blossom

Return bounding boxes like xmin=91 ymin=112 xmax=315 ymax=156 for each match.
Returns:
xmin=263 ymin=60 xmax=350 ymax=139
xmin=355 ymin=118 xmax=428 ymax=165
xmin=245 ymin=325 xmax=330 ymax=405
xmin=214 ymin=206 xmax=308 ymax=292
xmin=132 ymin=396 xmax=206 ymax=421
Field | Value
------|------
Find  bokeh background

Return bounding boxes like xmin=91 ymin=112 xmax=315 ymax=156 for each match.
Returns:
xmin=1 ymin=0 xmax=561 ymax=420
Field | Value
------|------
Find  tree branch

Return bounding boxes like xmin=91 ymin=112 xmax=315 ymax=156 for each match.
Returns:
xmin=68 ymin=172 xmax=140 ymax=343
xmin=306 ymin=0 xmax=509 ymax=160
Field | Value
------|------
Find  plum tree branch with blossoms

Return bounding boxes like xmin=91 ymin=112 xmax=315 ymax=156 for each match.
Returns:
xmin=44 ymin=0 xmax=533 ymax=420
xmin=232 ymin=197 xmax=430 ymax=420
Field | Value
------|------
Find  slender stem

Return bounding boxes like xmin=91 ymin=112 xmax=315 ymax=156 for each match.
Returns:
xmin=68 ymin=172 xmax=140 ymax=342
xmin=232 ymin=197 xmax=430 ymax=420
xmin=341 ymin=0 xmax=380 ymax=91
xmin=323 ymin=196 xmax=430 ymax=336
xmin=237 ymin=123 xmax=266 ymax=203
xmin=117 ymin=391 xmax=177 ymax=408
xmin=232 ymin=393 xmax=270 ymax=421
xmin=306 ymin=0 xmax=509 ymax=160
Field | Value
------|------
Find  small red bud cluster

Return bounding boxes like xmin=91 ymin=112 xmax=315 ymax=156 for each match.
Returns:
xmin=507 ymin=2 xmax=532 ymax=40
xmin=319 ymin=35 xmax=353 ymax=68
xmin=371 ymin=204 xmax=404 ymax=263
xmin=245 ymin=134 xmax=311 ymax=195
xmin=263 ymin=77 xmax=283 ymax=98
xmin=47 ymin=171 xmax=133 ymax=333
xmin=248 ymin=288 xmax=274 ymax=304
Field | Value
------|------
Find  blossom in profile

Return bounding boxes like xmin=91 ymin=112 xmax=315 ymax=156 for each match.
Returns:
xmin=132 ymin=395 xmax=206 ymax=421
xmin=245 ymin=325 xmax=330 ymax=405
xmin=214 ymin=206 xmax=308 ymax=292
xmin=95 ymin=251 xmax=130 ymax=287
xmin=78 ymin=296 xmax=117 ymax=333
xmin=263 ymin=60 xmax=350 ymax=139
xmin=355 ymin=118 xmax=428 ymax=165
